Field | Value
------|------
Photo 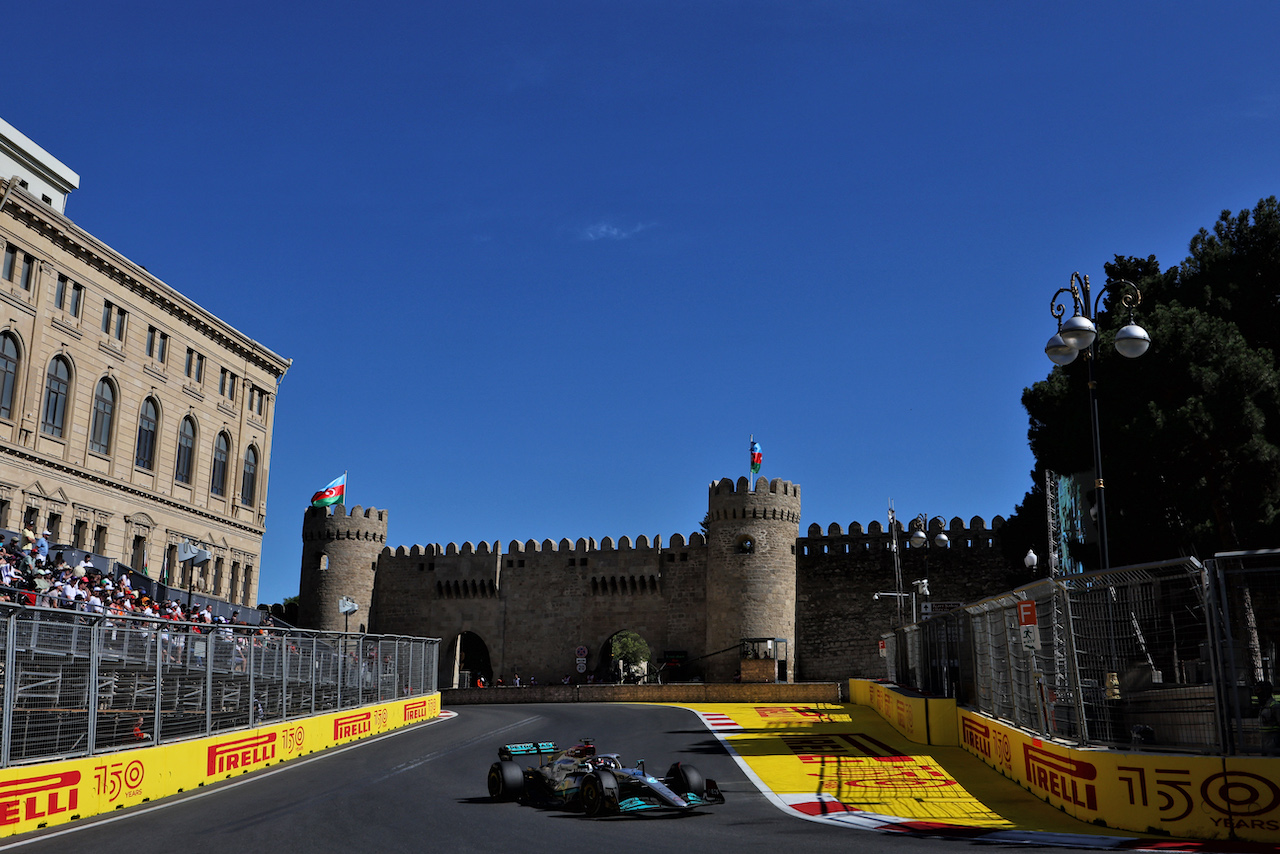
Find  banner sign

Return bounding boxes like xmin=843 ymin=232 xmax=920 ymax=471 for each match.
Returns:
xmin=0 ymin=693 xmax=441 ymax=837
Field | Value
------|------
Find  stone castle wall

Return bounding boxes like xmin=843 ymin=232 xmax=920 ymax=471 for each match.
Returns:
xmin=795 ymin=516 xmax=1011 ymax=680
xmin=368 ymin=533 xmax=707 ymax=683
xmin=301 ymin=478 xmax=1016 ymax=685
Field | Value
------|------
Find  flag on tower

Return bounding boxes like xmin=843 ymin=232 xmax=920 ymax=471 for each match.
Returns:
xmin=310 ymin=473 xmax=347 ymax=507
xmin=749 ymin=439 xmax=763 ymax=475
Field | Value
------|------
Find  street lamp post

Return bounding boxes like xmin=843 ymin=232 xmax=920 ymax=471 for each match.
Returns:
xmin=1043 ymin=273 xmax=1150 ymax=570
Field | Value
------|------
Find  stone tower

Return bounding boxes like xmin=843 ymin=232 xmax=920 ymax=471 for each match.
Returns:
xmin=704 ymin=476 xmax=802 ymax=682
xmin=297 ymin=504 xmax=387 ymax=632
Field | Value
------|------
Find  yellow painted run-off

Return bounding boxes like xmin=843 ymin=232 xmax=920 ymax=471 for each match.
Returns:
xmin=0 ymin=693 xmax=442 ymax=838
xmin=681 ymin=700 xmax=1127 ymax=837
xmin=677 ymin=683 xmax=1280 ymax=849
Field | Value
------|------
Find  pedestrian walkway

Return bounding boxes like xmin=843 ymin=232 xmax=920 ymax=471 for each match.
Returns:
xmin=679 ymin=702 xmax=1274 ymax=852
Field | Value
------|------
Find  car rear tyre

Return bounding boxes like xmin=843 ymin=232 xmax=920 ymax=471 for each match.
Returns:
xmin=581 ymin=769 xmax=618 ymax=816
xmin=488 ymin=760 xmax=524 ymax=801
xmin=667 ymin=762 xmax=705 ymax=798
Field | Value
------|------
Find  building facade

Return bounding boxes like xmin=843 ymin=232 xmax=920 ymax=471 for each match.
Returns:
xmin=297 ymin=477 xmax=1020 ymax=686
xmin=0 ymin=118 xmax=290 ymax=605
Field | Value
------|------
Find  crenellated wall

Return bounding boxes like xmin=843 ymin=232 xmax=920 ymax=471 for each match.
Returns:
xmin=302 ymin=479 xmax=1017 ymax=687
xmin=368 ymin=528 xmax=709 ymax=685
xmin=795 ymin=515 xmax=1013 ymax=680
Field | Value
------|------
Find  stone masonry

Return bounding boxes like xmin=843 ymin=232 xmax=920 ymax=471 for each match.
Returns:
xmin=296 ymin=476 xmax=1016 ymax=686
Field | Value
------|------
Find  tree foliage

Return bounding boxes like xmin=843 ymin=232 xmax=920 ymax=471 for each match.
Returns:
xmin=1005 ymin=197 xmax=1280 ymax=570
xmin=610 ymin=630 xmax=650 ymax=667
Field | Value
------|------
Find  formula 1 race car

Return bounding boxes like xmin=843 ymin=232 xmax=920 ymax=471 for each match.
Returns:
xmin=487 ymin=739 xmax=724 ymax=816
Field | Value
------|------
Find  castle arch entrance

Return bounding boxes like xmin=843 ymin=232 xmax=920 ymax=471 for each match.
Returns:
xmin=446 ymin=630 xmax=492 ymax=688
xmin=597 ymin=629 xmax=655 ymax=684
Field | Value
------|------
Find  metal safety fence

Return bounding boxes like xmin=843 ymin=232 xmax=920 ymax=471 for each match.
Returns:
xmin=882 ymin=552 xmax=1279 ymax=755
xmin=0 ymin=602 xmax=440 ymax=767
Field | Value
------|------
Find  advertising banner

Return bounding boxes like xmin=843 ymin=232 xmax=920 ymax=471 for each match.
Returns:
xmin=958 ymin=708 xmax=1280 ymax=843
xmin=0 ymin=693 xmax=440 ymax=838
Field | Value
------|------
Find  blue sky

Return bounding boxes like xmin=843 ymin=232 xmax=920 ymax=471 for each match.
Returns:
xmin=9 ymin=3 xmax=1279 ymax=605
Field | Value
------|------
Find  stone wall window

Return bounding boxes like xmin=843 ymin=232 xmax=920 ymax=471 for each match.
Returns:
xmin=184 ymin=348 xmax=204 ymax=383
xmin=240 ymin=445 xmax=258 ymax=505
xmin=89 ymin=378 xmax=115 ymax=454
xmin=16 ymin=252 xmax=33 ymax=290
xmin=41 ymin=356 xmax=71 ymax=438
xmin=146 ymin=327 xmax=168 ymax=363
xmin=175 ymin=417 xmax=195 ymax=484
xmin=736 ymin=535 xmax=756 ymax=554
xmin=219 ymin=368 xmax=236 ymax=401
xmin=101 ymin=301 xmax=127 ymax=341
xmin=210 ymin=432 xmax=229 ymax=496
xmin=135 ymin=398 xmax=158 ymax=470
xmin=0 ymin=332 xmax=19 ymax=420
xmin=53 ymin=275 xmax=81 ymax=315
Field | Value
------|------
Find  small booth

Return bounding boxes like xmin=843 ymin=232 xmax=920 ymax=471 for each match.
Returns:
xmin=739 ymin=637 xmax=789 ymax=683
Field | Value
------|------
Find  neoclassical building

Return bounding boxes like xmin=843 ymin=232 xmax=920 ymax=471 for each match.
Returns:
xmin=0 ymin=117 xmax=290 ymax=605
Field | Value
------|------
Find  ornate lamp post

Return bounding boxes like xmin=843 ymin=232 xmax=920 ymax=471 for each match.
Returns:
xmin=1043 ymin=273 xmax=1150 ymax=570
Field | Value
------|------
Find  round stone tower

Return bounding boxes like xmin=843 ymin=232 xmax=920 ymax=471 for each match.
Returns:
xmin=704 ymin=476 xmax=801 ymax=683
xmin=297 ymin=504 xmax=387 ymax=633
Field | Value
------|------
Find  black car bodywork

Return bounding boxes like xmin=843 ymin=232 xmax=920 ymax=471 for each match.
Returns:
xmin=487 ymin=739 xmax=725 ymax=816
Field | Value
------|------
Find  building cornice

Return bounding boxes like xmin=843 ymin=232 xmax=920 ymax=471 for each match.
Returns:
xmin=0 ymin=179 xmax=291 ymax=380
xmin=0 ymin=442 xmax=267 ymax=540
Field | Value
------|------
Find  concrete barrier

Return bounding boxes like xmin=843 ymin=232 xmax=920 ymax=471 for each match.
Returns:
xmin=443 ymin=682 xmax=841 ymax=705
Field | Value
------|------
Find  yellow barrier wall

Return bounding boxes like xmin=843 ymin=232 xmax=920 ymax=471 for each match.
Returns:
xmin=0 ymin=693 xmax=441 ymax=838
xmin=851 ymin=679 xmax=956 ymax=746
xmin=957 ymin=708 xmax=1280 ymax=844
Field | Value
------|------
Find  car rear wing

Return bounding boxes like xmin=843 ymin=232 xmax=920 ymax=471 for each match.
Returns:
xmin=498 ymin=741 xmax=556 ymax=761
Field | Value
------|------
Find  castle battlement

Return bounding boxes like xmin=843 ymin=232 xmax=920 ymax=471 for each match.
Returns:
xmin=392 ymin=533 xmax=709 ymax=557
xmin=802 ymin=515 xmax=1005 ymax=548
xmin=707 ymin=476 xmax=801 ymax=525
xmin=709 ymin=476 xmax=800 ymax=499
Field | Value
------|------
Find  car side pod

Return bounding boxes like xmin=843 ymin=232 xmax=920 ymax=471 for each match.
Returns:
xmin=488 ymin=760 xmax=524 ymax=801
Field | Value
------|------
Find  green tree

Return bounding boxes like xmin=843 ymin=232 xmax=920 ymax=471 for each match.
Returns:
xmin=1006 ymin=197 xmax=1280 ymax=570
xmin=611 ymin=631 xmax=650 ymax=668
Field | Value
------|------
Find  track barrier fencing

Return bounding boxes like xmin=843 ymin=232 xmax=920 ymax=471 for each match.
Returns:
xmin=0 ymin=602 xmax=440 ymax=767
xmin=882 ymin=552 xmax=1279 ymax=755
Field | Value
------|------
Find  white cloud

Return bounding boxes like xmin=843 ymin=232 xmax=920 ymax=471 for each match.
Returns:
xmin=579 ymin=221 xmax=652 ymax=241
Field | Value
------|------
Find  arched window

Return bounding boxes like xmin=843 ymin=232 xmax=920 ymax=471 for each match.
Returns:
xmin=175 ymin=417 xmax=195 ymax=484
xmin=211 ymin=432 xmax=230 ymax=496
xmin=0 ymin=333 xmax=19 ymax=420
xmin=241 ymin=445 xmax=258 ymax=506
xmin=41 ymin=356 xmax=71 ymax=438
xmin=89 ymin=379 xmax=115 ymax=454
xmin=135 ymin=398 xmax=158 ymax=470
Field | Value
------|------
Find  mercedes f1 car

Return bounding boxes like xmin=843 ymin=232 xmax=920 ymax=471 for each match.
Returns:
xmin=487 ymin=739 xmax=724 ymax=816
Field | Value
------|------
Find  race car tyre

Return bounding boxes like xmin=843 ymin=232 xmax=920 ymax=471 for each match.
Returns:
xmin=488 ymin=760 xmax=524 ymax=801
xmin=667 ymin=762 xmax=706 ymax=798
xmin=581 ymin=769 xmax=619 ymax=816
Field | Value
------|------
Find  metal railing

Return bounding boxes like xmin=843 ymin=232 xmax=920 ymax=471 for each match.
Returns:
xmin=0 ymin=602 xmax=440 ymax=767
xmin=882 ymin=554 xmax=1279 ymax=755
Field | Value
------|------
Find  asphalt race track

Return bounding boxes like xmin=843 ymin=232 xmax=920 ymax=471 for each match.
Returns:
xmin=0 ymin=704 xmax=1114 ymax=854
